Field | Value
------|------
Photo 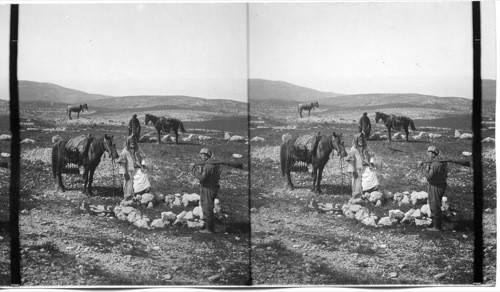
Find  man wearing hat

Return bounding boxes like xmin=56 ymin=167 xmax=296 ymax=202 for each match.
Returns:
xmin=358 ymin=112 xmax=371 ymax=140
xmin=190 ymin=148 xmax=221 ymax=233
xmin=128 ymin=114 xmax=141 ymax=142
xmin=418 ymin=145 xmax=448 ymax=231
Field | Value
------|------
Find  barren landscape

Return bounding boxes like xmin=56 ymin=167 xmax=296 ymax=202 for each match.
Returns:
xmin=9 ymin=84 xmax=251 ymax=286
xmin=249 ymin=79 xmax=496 ymax=285
xmin=0 ymin=79 xmax=497 ymax=286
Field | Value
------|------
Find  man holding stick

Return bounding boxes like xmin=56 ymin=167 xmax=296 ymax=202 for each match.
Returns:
xmin=190 ymin=148 xmax=221 ymax=234
xmin=417 ymin=145 xmax=448 ymax=231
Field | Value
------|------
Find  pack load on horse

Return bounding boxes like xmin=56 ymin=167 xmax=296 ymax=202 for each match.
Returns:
xmin=145 ymin=113 xmax=187 ymax=144
xmin=67 ymin=103 xmax=88 ymax=120
xmin=52 ymin=134 xmax=119 ymax=196
xmin=375 ymin=111 xmax=417 ymax=142
xmin=358 ymin=112 xmax=372 ymax=139
xmin=280 ymin=131 xmax=347 ymax=193
xmin=298 ymin=101 xmax=319 ymax=118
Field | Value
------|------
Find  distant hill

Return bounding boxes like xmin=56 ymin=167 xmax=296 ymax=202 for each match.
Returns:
xmin=319 ymin=93 xmax=471 ymax=110
xmin=91 ymin=95 xmax=244 ymax=110
xmin=15 ymin=81 xmax=247 ymax=116
xmin=19 ymin=80 xmax=111 ymax=103
xmin=249 ymin=79 xmax=343 ymax=101
xmin=17 ymin=81 xmax=246 ymax=111
xmin=250 ymin=79 xmax=472 ymax=111
xmin=482 ymin=79 xmax=496 ymax=101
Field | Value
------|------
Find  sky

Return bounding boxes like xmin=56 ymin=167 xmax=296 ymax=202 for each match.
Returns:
xmin=1 ymin=3 xmax=248 ymax=102
xmin=249 ymin=1 xmax=495 ymax=99
xmin=0 ymin=1 xmax=497 ymax=101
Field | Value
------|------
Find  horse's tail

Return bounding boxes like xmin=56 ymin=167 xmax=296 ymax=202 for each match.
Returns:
xmin=179 ymin=121 xmax=187 ymax=133
xmin=409 ymin=119 xmax=417 ymax=131
xmin=52 ymin=141 xmax=62 ymax=179
xmin=280 ymin=141 xmax=288 ymax=177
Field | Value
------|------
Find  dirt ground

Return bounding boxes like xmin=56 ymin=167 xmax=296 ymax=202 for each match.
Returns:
xmin=17 ymin=110 xmax=251 ymax=286
xmin=249 ymin=106 xmax=496 ymax=286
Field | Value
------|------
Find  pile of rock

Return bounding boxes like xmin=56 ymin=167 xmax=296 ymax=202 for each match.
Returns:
xmin=455 ymin=129 xmax=473 ymax=140
xmin=340 ymin=189 xmax=451 ymax=228
xmin=368 ymin=132 xmax=388 ymax=141
xmin=113 ymin=192 xmax=222 ymax=230
xmin=0 ymin=134 xmax=12 ymax=141
xmin=412 ymin=132 xmax=429 ymax=140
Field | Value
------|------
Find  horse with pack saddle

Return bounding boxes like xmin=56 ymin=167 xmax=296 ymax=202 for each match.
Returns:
xmin=52 ymin=133 xmax=119 ymax=196
xmin=281 ymin=131 xmax=347 ymax=193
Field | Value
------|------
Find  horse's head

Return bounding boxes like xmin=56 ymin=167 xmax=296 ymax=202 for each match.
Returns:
xmin=145 ymin=114 xmax=151 ymax=125
xmin=375 ymin=112 xmax=381 ymax=123
xmin=331 ymin=132 xmax=347 ymax=158
xmin=314 ymin=101 xmax=319 ymax=108
xmin=103 ymin=134 xmax=119 ymax=160
xmin=82 ymin=103 xmax=88 ymax=110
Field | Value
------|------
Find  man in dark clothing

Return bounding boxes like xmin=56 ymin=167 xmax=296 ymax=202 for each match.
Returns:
xmin=190 ymin=148 xmax=221 ymax=233
xmin=359 ymin=112 xmax=371 ymax=139
xmin=418 ymin=145 xmax=448 ymax=231
xmin=128 ymin=114 xmax=141 ymax=142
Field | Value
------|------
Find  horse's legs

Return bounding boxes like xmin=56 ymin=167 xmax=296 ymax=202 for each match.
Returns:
xmin=388 ymin=127 xmax=392 ymax=142
xmin=316 ymin=164 xmax=325 ymax=194
xmin=83 ymin=167 xmax=90 ymax=195
xmin=68 ymin=112 xmax=72 ymax=120
xmin=157 ymin=131 xmax=161 ymax=144
xmin=311 ymin=164 xmax=318 ymax=192
xmin=299 ymin=109 xmax=303 ymax=118
xmin=308 ymin=110 xmax=311 ymax=117
xmin=77 ymin=111 xmax=80 ymax=119
xmin=285 ymin=158 xmax=295 ymax=190
xmin=405 ymin=127 xmax=409 ymax=142
xmin=56 ymin=160 xmax=65 ymax=191
xmin=174 ymin=130 xmax=179 ymax=144
xmin=87 ymin=168 xmax=96 ymax=196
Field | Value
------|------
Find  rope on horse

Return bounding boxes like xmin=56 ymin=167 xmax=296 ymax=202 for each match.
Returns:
xmin=340 ymin=156 xmax=344 ymax=196
xmin=112 ymin=158 xmax=116 ymax=197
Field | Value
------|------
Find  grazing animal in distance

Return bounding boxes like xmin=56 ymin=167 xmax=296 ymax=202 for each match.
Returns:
xmin=375 ymin=111 xmax=417 ymax=142
xmin=298 ymin=101 xmax=319 ymax=118
xmin=67 ymin=103 xmax=88 ymax=120
xmin=145 ymin=113 xmax=187 ymax=144
xmin=280 ymin=131 xmax=347 ymax=193
xmin=52 ymin=134 xmax=119 ymax=196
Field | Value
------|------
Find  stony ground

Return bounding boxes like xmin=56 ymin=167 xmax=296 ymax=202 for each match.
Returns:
xmin=17 ymin=111 xmax=251 ymax=286
xmin=249 ymin=106 xmax=496 ymax=286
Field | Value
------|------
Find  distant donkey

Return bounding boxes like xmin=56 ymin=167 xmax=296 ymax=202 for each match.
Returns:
xmin=298 ymin=101 xmax=319 ymax=118
xmin=68 ymin=103 xmax=88 ymax=120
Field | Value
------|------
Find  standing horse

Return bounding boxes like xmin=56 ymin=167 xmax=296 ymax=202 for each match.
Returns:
xmin=298 ymin=101 xmax=319 ymax=118
xmin=280 ymin=131 xmax=347 ymax=193
xmin=67 ymin=103 xmax=88 ymax=120
xmin=145 ymin=113 xmax=187 ymax=144
xmin=52 ymin=134 xmax=119 ymax=196
xmin=375 ymin=111 xmax=417 ymax=142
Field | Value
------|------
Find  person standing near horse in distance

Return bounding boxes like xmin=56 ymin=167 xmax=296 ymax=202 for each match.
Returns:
xmin=358 ymin=112 xmax=371 ymax=140
xmin=190 ymin=148 xmax=221 ymax=234
xmin=117 ymin=135 xmax=151 ymax=202
xmin=128 ymin=114 xmax=141 ymax=142
xmin=345 ymin=133 xmax=371 ymax=198
xmin=417 ymin=145 xmax=448 ymax=231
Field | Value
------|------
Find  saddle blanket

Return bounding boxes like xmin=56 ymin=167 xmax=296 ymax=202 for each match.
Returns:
xmin=293 ymin=134 xmax=315 ymax=151
xmin=66 ymin=135 xmax=87 ymax=153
